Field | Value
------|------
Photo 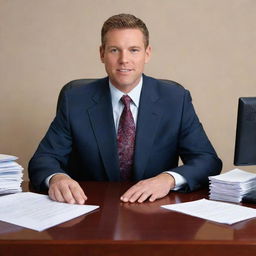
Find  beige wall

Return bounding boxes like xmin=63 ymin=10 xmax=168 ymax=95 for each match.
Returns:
xmin=1 ymin=0 xmax=256 ymax=181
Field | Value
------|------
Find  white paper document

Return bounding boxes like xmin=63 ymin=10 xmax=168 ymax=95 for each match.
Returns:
xmin=162 ymin=199 xmax=256 ymax=225
xmin=0 ymin=192 xmax=99 ymax=231
xmin=0 ymin=154 xmax=18 ymax=162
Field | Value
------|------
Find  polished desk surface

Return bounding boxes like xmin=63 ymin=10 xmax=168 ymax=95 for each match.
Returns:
xmin=0 ymin=181 xmax=256 ymax=256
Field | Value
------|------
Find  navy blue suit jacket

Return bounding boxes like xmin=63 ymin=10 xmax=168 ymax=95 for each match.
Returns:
xmin=29 ymin=75 xmax=222 ymax=191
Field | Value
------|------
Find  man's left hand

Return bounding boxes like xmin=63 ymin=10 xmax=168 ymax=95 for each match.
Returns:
xmin=120 ymin=173 xmax=175 ymax=203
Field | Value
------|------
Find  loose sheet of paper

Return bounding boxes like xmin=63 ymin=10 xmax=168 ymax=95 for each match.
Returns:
xmin=0 ymin=192 xmax=99 ymax=231
xmin=162 ymin=199 xmax=256 ymax=225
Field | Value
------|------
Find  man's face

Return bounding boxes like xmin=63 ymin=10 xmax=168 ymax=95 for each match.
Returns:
xmin=100 ymin=28 xmax=151 ymax=93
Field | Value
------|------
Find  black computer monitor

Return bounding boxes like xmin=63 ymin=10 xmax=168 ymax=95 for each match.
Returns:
xmin=234 ymin=97 xmax=256 ymax=165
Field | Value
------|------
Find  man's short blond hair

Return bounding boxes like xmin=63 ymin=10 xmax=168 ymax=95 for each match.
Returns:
xmin=101 ymin=13 xmax=149 ymax=48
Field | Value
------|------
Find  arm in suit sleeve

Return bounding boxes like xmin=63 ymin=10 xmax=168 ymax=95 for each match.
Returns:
xmin=172 ymin=90 xmax=222 ymax=192
xmin=28 ymin=86 xmax=73 ymax=191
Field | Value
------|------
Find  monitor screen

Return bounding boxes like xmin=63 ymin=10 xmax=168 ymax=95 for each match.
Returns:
xmin=234 ymin=97 xmax=256 ymax=165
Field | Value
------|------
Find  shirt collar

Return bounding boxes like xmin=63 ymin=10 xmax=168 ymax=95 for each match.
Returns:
xmin=109 ymin=76 xmax=143 ymax=107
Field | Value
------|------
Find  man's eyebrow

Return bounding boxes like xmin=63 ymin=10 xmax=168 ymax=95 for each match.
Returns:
xmin=106 ymin=45 xmax=119 ymax=49
xmin=129 ymin=46 xmax=142 ymax=48
xmin=106 ymin=45 xmax=142 ymax=49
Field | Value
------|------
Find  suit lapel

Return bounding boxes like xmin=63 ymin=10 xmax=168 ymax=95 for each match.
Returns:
xmin=134 ymin=76 xmax=163 ymax=180
xmin=87 ymin=76 xmax=163 ymax=181
xmin=87 ymin=80 xmax=120 ymax=181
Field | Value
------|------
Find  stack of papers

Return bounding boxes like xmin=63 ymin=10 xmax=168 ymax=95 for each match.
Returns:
xmin=0 ymin=154 xmax=23 ymax=194
xmin=209 ymin=169 xmax=256 ymax=203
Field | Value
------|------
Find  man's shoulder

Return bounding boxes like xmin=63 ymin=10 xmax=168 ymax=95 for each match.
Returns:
xmin=61 ymin=77 xmax=108 ymax=93
xmin=143 ymin=75 xmax=187 ymax=94
xmin=56 ymin=77 xmax=109 ymax=111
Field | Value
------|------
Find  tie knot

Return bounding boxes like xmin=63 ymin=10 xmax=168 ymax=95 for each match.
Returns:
xmin=121 ymin=95 xmax=132 ymax=108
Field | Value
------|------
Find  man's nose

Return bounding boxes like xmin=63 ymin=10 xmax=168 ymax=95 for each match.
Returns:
xmin=119 ymin=51 xmax=129 ymax=64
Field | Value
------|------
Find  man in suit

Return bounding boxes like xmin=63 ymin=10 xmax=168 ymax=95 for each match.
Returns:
xmin=29 ymin=14 xmax=222 ymax=204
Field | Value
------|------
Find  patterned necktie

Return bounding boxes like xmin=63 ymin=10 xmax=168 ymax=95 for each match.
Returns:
xmin=117 ymin=95 xmax=136 ymax=181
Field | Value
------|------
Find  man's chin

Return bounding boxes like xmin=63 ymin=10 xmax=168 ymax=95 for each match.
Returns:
xmin=110 ymin=77 xmax=140 ymax=92
xmin=114 ymin=83 xmax=137 ymax=93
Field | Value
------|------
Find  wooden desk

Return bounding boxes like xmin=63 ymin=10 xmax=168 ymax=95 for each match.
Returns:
xmin=0 ymin=181 xmax=256 ymax=256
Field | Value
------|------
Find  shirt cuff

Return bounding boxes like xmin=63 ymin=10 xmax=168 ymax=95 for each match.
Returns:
xmin=165 ymin=171 xmax=187 ymax=191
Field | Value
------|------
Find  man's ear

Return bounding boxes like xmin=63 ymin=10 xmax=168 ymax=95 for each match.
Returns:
xmin=145 ymin=45 xmax=152 ymax=64
xmin=99 ymin=46 xmax=105 ymax=63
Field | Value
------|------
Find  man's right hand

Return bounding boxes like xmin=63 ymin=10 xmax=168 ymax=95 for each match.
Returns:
xmin=48 ymin=174 xmax=87 ymax=204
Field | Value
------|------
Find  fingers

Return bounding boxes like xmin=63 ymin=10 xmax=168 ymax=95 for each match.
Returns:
xmin=120 ymin=182 xmax=149 ymax=203
xmin=69 ymin=183 xmax=87 ymax=204
xmin=149 ymin=194 xmax=157 ymax=202
xmin=120 ymin=173 xmax=175 ymax=203
xmin=120 ymin=183 xmax=152 ymax=203
xmin=137 ymin=191 xmax=152 ymax=203
xmin=48 ymin=174 xmax=87 ymax=204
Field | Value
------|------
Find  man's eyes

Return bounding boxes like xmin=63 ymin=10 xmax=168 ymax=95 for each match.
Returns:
xmin=130 ymin=48 xmax=140 ymax=53
xmin=108 ymin=48 xmax=140 ymax=53
xmin=110 ymin=48 xmax=118 ymax=53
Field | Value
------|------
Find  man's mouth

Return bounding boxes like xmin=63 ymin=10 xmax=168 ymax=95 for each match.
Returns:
xmin=117 ymin=69 xmax=132 ymax=72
